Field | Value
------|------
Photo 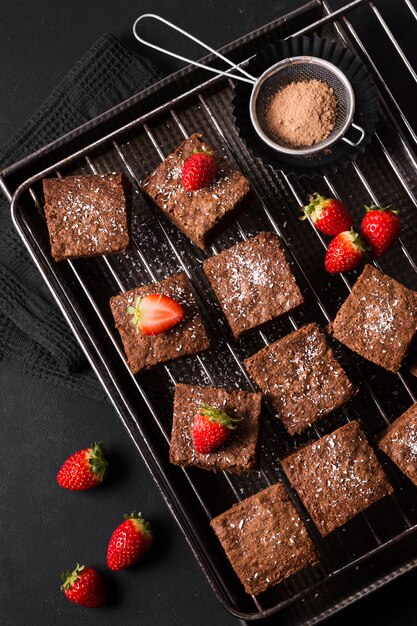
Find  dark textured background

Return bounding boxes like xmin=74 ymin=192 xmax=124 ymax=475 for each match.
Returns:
xmin=1 ymin=1 xmax=416 ymax=624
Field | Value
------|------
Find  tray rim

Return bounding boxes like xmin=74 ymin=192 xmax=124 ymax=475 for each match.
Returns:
xmin=3 ymin=0 xmax=417 ymax=621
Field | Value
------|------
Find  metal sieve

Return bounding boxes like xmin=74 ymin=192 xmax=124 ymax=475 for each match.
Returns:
xmin=133 ymin=14 xmax=365 ymax=157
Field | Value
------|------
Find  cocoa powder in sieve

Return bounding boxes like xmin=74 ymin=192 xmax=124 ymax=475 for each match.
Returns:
xmin=265 ymin=79 xmax=338 ymax=148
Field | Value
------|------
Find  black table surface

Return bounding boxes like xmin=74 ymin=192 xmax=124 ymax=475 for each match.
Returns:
xmin=1 ymin=1 xmax=417 ymax=625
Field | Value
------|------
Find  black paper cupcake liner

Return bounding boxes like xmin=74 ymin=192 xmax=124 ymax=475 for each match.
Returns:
xmin=232 ymin=36 xmax=379 ymax=178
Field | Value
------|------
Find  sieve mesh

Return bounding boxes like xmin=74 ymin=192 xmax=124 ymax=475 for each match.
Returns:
xmin=251 ymin=57 xmax=355 ymax=156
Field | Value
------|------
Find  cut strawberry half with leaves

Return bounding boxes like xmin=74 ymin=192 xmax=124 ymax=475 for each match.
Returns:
xmin=301 ymin=192 xmax=353 ymax=236
xmin=360 ymin=204 xmax=400 ymax=258
xmin=325 ymin=229 xmax=368 ymax=274
xmin=127 ymin=294 xmax=184 ymax=336
xmin=181 ymin=150 xmax=217 ymax=191
xmin=192 ymin=404 xmax=241 ymax=454
xmin=61 ymin=564 xmax=106 ymax=608
xmin=57 ymin=442 xmax=108 ymax=491
xmin=107 ymin=512 xmax=153 ymax=571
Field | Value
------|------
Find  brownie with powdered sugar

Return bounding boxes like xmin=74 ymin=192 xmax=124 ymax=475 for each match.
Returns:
xmin=43 ymin=173 xmax=130 ymax=261
xmin=141 ymin=133 xmax=252 ymax=249
xmin=331 ymin=264 xmax=417 ymax=373
xmin=282 ymin=421 xmax=393 ymax=536
xmin=210 ymin=482 xmax=318 ymax=595
xmin=169 ymin=383 xmax=263 ymax=474
xmin=203 ymin=232 xmax=303 ymax=338
xmin=244 ymin=323 xmax=355 ymax=435
xmin=379 ymin=401 xmax=417 ymax=486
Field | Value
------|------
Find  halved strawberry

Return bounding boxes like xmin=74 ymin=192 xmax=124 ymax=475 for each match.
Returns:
xmin=325 ymin=229 xmax=368 ymax=274
xmin=127 ymin=294 xmax=184 ymax=336
xmin=192 ymin=404 xmax=241 ymax=454
xmin=302 ymin=193 xmax=353 ymax=236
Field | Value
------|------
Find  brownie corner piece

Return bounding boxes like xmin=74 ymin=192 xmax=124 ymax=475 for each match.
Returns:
xmin=203 ymin=231 xmax=303 ymax=338
xmin=244 ymin=323 xmax=355 ymax=435
xmin=42 ymin=172 xmax=130 ymax=261
xmin=332 ymin=264 xmax=417 ymax=372
xmin=109 ymin=273 xmax=209 ymax=374
xmin=282 ymin=421 xmax=393 ymax=536
xmin=141 ymin=133 xmax=252 ymax=249
xmin=210 ymin=482 xmax=318 ymax=595
xmin=379 ymin=401 xmax=417 ymax=486
xmin=169 ymin=383 xmax=263 ymax=474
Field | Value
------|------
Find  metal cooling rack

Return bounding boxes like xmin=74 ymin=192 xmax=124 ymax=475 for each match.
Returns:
xmin=3 ymin=0 xmax=417 ymax=623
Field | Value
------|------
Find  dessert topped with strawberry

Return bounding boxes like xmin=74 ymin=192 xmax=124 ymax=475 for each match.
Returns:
xmin=110 ymin=274 xmax=209 ymax=374
xmin=360 ymin=204 xmax=400 ymax=258
xmin=302 ymin=192 xmax=353 ymax=236
xmin=170 ymin=383 xmax=263 ymax=474
xmin=141 ymin=133 xmax=252 ymax=249
xmin=181 ymin=149 xmax=217 ymax=191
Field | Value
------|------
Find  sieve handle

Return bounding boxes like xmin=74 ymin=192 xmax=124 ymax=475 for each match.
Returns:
xmin=341 ymin=122 xmax=365 ymax=147
xmin=133 ymin=14 xmax=257 ymax=85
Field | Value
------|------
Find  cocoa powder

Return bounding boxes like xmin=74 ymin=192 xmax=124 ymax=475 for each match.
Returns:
xmin=265 ymin=79 xmax=338 ymax=148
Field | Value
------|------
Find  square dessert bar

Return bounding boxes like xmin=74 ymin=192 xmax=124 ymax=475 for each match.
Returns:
xmin=379 ymin=401 xmax=417 ymax=486
xmin=110 ymin=273 xmax=209 ymax=374
xmin=203 ymin=232 xmax=303 ymax=338
xmin=210 ymin=482 xmax=318 ymax=595
xmin=43 ymin=173 xmax=130 ymax=261
xmin=282 ymin=421 xmax=393 ymax=536
xmin=332 ymin=264 xmax=417 ymax=372
xmin=244 ymin=323 xmax=355 ymax=435
xmin=141 ymin=133 xmax=252 ymax=249
xmin=170 ymin=383 xmax=263 ymax=474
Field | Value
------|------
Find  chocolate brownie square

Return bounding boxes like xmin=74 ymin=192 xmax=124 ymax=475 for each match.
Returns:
xmin=43 ymin=173 xmax=130 ymax=261
xmin=169 ymin=383 xmax=263 ymax=474
xmin=332 ymin=264 xmax=417 ymax=372
xmin=110 ymin=274 xmax=209 ymax=374
xmin=210 ymin=482 xmax=318 ymax=595
xmin=379 ymin=402 xmax=417 ymax=486
xmin=203 ymin=232 xmax=303 ymax=338
xmin=141 ymin=133 xmax=252 ymax=249
xmin=282 ymin=421 xmax=393 ymax=536
xmin=244 ymin=323 xmax=355 ymax=435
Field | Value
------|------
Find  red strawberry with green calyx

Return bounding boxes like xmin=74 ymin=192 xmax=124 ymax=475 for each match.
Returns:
xmin=360 ymin=204 xmax=400 ymax=258
xmin=325 ymin=229 xmax=368 ymax=274
xmin=181 ymin=149 xmax=217 ymax=191
xmin=61 ymin=564 xmax=106 ymax=608
xmin=107 ymin=512 xmax=153 ymax=571
xmin=301 ymin=192 xmax=353 ymax=236
xmin=57 ymin=441 xmax=108 ymax=491
xmin=192 ymin=404 xmax=241 ymax=454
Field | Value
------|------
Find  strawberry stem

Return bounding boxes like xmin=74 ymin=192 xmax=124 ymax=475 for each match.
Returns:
xmin=364 ymin=203 xmax=398 ymax=214
xmin=199 ymin=403 xmax=241 ymax=430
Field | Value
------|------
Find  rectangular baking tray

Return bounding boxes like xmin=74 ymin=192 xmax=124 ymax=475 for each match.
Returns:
xmin=3 ymin=0 xmax=417 ymax=622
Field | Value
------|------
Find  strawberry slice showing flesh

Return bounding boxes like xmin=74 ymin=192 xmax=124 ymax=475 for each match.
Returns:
xmin=127 ymin=293 xmax=185 ymax=336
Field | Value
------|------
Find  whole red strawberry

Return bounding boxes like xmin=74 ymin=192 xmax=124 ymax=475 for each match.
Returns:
xmin=192 ymin=404 xmax=241 ymax=454
xmin=57 ymin=442 xmax=108 ymax=491
xmin=107 ymin=512 xmax=153 ymax=571
xmin=181 ymin=150 xmax=217 ymax=191
xmin=360 ymin=204 xmax=400 ymax=258
xmin=301 ymin=193 xmax=353 ymax=236
xmin=325 ymin=229 xmax=368 ymax=274
xmin=61 ymin=564 xmax=106 ymax=608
